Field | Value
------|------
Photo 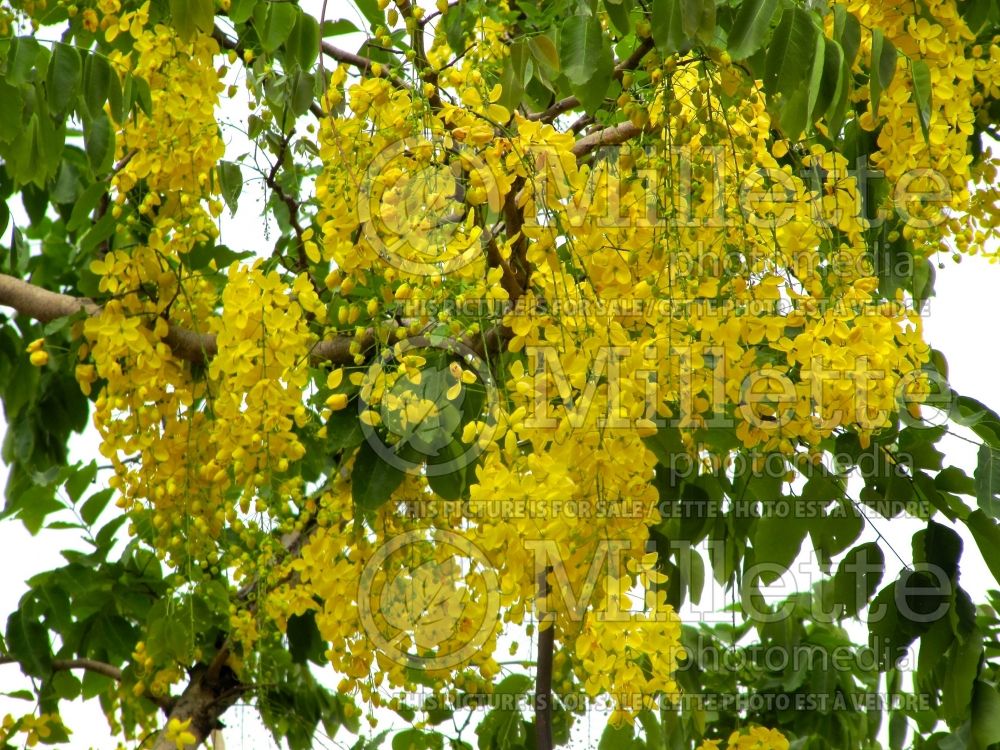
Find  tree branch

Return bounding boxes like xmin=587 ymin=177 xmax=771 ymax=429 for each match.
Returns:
xmin=534 ymin=567 xmax=554 ymax=750
xmin=319 ymin=41 xmax=410 ymax=91
xmin=0 ymin=273 xmax=366 ymax=366
xmin=264 ymin=130 xmax=312 ymax=276
xmin=571 ymin=120 xmax=648 ymax=158
xmin=149 ymin=664 xmax=243 ymax=750
xmin=528 ymin=38 xmax=655 ymax=124
xmin=0 ymin=656 xmax=173 ymax=712
xmin=0 ymin=656 xmax=120 ymax=680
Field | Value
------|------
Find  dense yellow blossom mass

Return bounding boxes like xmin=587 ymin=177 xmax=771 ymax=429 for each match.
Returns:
xmin=0 ymin=0 xmax=991 ymax=745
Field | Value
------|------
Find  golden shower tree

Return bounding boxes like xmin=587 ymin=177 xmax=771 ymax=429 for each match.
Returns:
xmin=0 ymin=0 xmax=1000 ymax=748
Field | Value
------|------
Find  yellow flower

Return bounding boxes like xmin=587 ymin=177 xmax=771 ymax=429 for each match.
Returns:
xmin=165 ymin=717 xmax=197 ymax=749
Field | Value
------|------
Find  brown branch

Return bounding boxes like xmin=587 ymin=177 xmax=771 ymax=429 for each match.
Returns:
xmin=501 ymin=177 xmax=530 ymax=300
xmin=320 ymin=41 xmax=409 ymax=91
xmin=0 ymin=656 xmax=120 ymax=680
xmin=0 ymin=273 xmax=99 ymax=321
xmin=0 ymin=273 xmax=367 ymax=366
xmin=528 ymin=38 xmax=655 ymax=124
xmin=0 ymin=656 xmax=173 ymax=712
xmin=571 ymin=120 xmax=648 ymax=158
xmin=534 ymin=568 xmax=554 ymax=750
xmin=264 ymin=131 xmax=311 ymax=275
xmin=149 ymin=664 xmax=243 ymax=750
xmin=52 ymin=658 xmax=123 ymax=681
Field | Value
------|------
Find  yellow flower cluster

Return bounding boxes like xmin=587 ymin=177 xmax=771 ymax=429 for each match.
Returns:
xmin=838 ymin=0 xmax=1000 ymax=256
xmin=78 ymin=19 xmax=233 ymax=563
xmin=0 ymin=712 xmax=69 ymax=747
xmin=111 ymin=19 xmax=224 ymax=201
xmin=293 ymin=9 xmax=957 ymax=720
xmin=699 ymin=726 xmax=790 ymax=750
xmin=206 ymin=263 xmax=319 ymax=508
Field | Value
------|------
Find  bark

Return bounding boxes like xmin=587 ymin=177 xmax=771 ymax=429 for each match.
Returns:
xmin=534 ymin=568 xmax=554 ymax=750
xmin=150 ymin=663 xmax=243 ymax=750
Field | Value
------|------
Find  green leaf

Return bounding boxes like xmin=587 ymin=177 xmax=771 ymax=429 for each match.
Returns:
xmin=287 ymin=611 xmax=325 ymax=664
xmin=528 ymin=35 xmax=560 ymax=73
xmin=804 ymin=28 xmax=825 ymax=126
xmin=972 ymin=680 xmax=1000 ymax=750
xmin=327 ymin=407 xmax=365 ymax=452
xmin=146 ymin=611 xmax=192 ymax=663
xmin=287 ymin=10 xmax=321 ymax=69
xmin=833 ymin=5 xmax=861 ymax=64
xmin=0 ymin=79 xmax=24 ymax=143
xmin=604 ymin=0 xmax=631 ymax=36
xmin=686 ymin=546 xmax=705 ymax=605
xmin=642 ymin=425 xmax=688 ymax=468
xmin=498 ymin=42 xmax=527 ymax=114
xmin=64 ymin=461 xmax=97 ymax=503
xmin=763 ymin=8 xmax=819 ymax=139
xmin=974 ymin=443 xmax=1000 ymax=517
xmin=50 ymin=670 xmax=81 ymax=700
xmin=599 ymin=721 xmax=639 ymax=750
xmin=911 ymin=59 xmax=932 ymax=144
xmin=82 ymin=54 xmax=113 ymax=119
xmin=182 ymin=242 xmax=252 ymax=270
xmin=570 ymin=58 xmax=613 ymax=115
xmin=169 ymin=0 xmax=215 ymax=40
xmin=81 ymin=670 xmax=113 ymax=699
xmin=966 ymin=510 xmax=1000 ymax=584
xmin=916 ymin=519 xmax=962 ymax=582
xmin=833 ymin=542 xmax=884 ymax=618
xmin=559 ymin=14 xmax=611 ymax=87
xmin=868 ymin=582 xmax=917 ymax=670
xmin=475 ymin=705 xmax=525 ymax=750
xmin=47 ymin=42 xmax=82 ymax=116
xmin=877 ymin=35 xmax=898 ymax=91
xmin=680 ymin=0 xmax=714 ymax=44
xmin=5 ymin=610 xmax=52 ymax=677
xmin=868 ymin=29 xmax=896 ymax=119
xmin=393 ymin=729 xmax=443 ymax=750
xmin=813 ymin=38 xmax=845 ymax=125
xmin=227 ymin=0 xmax=256 ymax=24
xmin=80 ymin=488 xmax=114 ymax=526
xmin=753 ymin=513 xmax=808 ymax=585
xmin=263 ymin=2 xmax=299 ymax=52
xmin=7 ymin=37 xmax=42 ymax=86
xmin=943 ymin=627 xmax=983 ymax=723
xmin=353 ymin=0 xmax=384 ymax=29
xmin=217 ymin=160 xmax=243 ymax=214
xmin=131 ymin=75 xmax=153 ymax=117
xmin=888 ymin=712 xmax=908 ymax=750
xmin=426 ymin=439 xmax=468 ymax=501
xmin=352 ymin=441 xmax=404 ymax=512
xmin=936 ymin=465 xmax=975 ymax=496
xmin=322 ymin=18 xmax=360 ymax=37
xmin=917 ymin=616 xmax=954 ymax=691
xmin=651 ymin=0 xmax=684 ymax=55
xmin=727 ymin=0 xmax=779 ymax=61
xmin=84 ymin=111 xmax=113 ymax=173
xmin=289 ymin=70 xmax=314 ymax=116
